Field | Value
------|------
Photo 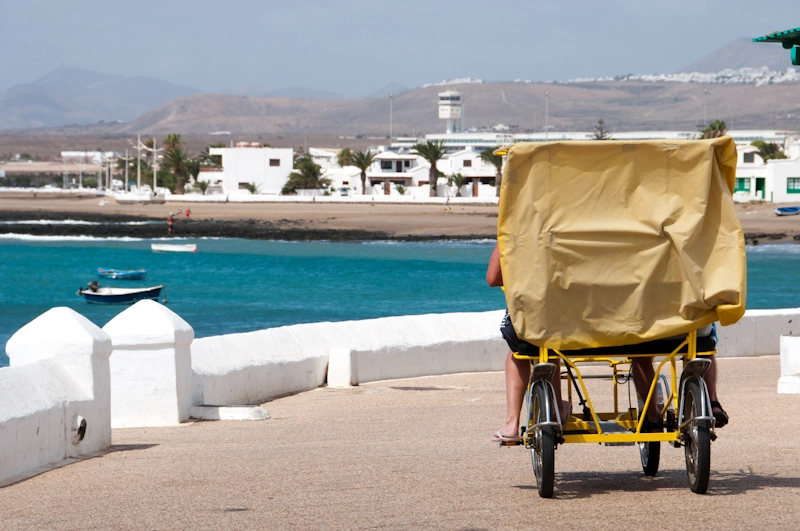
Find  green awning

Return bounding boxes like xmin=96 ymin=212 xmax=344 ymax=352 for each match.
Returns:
xmin=753 ymin=28 xmax=800 ymax=65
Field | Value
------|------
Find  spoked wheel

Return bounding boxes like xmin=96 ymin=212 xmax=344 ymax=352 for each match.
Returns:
xmin=683 ymin=379 xmax=711 ymax=494
xmin=638 ymin=375 xmax=667 ymax=476
xmin=530 ymin=382 xmax=556 ymax=498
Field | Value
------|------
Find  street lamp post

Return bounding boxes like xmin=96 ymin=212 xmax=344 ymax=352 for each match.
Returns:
xmin=389 ymin=92 xmax=393 ymax=140
xmin=704 ymin=88 xmax=708 ymax=127
xmin=545 ymin=91 xmax=550 ymax=140
xmin=134 ymin=137 xmax=164 ymax=196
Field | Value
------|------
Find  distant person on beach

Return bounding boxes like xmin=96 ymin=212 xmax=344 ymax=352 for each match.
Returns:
xmin=185 ymin=208 xmax=191 ymax=219
xmin=487 ymin=243 xmax=570 ymax=443
xmin=167 ymin=212 xmax=175 ymax=236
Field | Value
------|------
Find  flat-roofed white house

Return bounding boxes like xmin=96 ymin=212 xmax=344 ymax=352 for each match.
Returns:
xmin=204 ymin=146 xmax=293 ymax=194
xmin=439 ymin=147 xmax=501 ymax=197
xmin=367 ymin=151 xmax=429 ymax=195
xmin=733 ymin=143 xmax=800 ymax=203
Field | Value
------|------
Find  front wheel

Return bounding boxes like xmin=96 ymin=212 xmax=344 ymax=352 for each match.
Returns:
xmin=639 ymin=441 xmax=660 ymax=476
xmin=530 ymin=382 xmax=556 ymax=498
xmin=683 ymin=379 xmax=711 ymax=494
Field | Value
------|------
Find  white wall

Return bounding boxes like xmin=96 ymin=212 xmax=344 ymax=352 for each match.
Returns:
xmin=1 ymin=308 xmax=111 ymax=486
xmin=191 ymin=311 xmax=507 ymax=406
xmin=210 ymin=147 xmax=293 ymax=195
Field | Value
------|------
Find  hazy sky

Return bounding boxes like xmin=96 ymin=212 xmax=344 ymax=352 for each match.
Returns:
xmin=0 ymin=0 xmax=795 ymax=95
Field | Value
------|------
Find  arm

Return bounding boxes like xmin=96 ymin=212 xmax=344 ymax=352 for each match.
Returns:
xmin=486 ymin=243 xmax=503 ymax=287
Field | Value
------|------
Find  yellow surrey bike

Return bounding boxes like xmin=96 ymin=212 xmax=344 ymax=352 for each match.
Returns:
xmin=495 ymin=137 xmax=747 ymax=498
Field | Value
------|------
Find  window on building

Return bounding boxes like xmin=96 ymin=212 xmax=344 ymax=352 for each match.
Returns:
xmin=743 ymin=153 xmax=755 ymax=163
xmin=463 ymin=160 xmax=472 ymax=167
xmin=404 ymin=160 xmax=410 ymax=167
xmin=735 ymin=178 xmax=751 ymax=192
xmin=269 ymin=159 xmax=280 ymax=167
xmin=788 ymin=178 xmax=800 ymax=193
xmin=381 ymin=161 xmax=393 ymax=170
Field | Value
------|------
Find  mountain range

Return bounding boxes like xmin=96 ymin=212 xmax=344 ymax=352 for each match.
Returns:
xmin=0 ymin=39 xmax=795 ymax=134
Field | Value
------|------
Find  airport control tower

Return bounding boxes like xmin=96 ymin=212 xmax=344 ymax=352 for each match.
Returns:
xmin=438 ymin=90 xmax=462 ymax=134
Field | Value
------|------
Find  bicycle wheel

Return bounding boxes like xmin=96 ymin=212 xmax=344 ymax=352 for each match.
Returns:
xmin=683 ymin=379 xmax=711 ymax=494
xmin=639 ymin=375 xmax=666 ymax=476
xmin=639 ymin=440 xmax=660 ymax=476
xmin=530 ymin=382 xmax=555 ymax=498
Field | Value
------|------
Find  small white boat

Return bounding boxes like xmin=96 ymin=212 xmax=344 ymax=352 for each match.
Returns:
xmin=151 ymin=243 xmax=197 ymax=253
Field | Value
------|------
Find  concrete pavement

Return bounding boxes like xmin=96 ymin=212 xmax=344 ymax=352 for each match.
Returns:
xmin=1 ymin=355 xmax=799 ymax=530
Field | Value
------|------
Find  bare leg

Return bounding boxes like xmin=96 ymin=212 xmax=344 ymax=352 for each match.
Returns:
xmin=631 ymin=357 xmax=660 ymax=423
xmin=705 ymin=356 xmax=718 ymax=402
xmin=496 ymin=350 xmax=530 ymax=438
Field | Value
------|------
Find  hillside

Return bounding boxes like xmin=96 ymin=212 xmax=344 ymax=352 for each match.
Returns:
xmin=118 ymin=80 xmax=800 ymax=135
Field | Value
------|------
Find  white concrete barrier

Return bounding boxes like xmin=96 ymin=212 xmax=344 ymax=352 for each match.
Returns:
xmin=103 ymin=300 xmax=194 ymax=428
xmin=716 ymin=309 xmax=800 ymax=357
xmin=779 ymin=335 xmax=800 ymax=394
xmin=192 ymin=311 xmax=507 ymax=404
xmin=1 ymin=308 xmax=111 ymax=486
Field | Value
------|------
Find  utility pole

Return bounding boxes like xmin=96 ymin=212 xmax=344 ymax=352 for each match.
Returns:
xmin=136 ymin=134 xmax=141 ymax=190
xmin=545 ymin=91 xmax=550 ymax=140
xmin=389 ymin=92 xmax=393 ymax=140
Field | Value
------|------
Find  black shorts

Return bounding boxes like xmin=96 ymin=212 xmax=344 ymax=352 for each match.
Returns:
xmin=500 ymin=310 xmax=520 ymax=353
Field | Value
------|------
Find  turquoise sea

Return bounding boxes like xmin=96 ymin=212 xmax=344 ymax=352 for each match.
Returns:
xmin=2 ymin=236 xmax=800 ymax=368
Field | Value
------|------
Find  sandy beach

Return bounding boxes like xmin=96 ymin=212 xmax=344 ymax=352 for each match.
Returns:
xmin=0 ymin=192 xmax=798 ymax=242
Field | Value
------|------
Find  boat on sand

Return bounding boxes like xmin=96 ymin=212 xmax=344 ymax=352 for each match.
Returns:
xmin=774 ymin=206 xmax=800 ymax=216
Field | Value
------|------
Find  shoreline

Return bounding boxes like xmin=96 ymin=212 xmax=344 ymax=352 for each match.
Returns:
xmin=1 ymin=195 xmax=799 ymax=243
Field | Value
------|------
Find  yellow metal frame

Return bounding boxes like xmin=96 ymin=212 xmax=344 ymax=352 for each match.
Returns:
xmin=515 ymin=330 xmax=716 ymax=446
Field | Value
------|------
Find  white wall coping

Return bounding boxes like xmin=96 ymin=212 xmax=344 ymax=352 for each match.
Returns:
xmin=103 ymin=299 xmax=194 ymax=349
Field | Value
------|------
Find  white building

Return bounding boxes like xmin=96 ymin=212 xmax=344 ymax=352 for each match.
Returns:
xmin=437 ymin=147 xmax=501 ymax=198
xmin=204 ymin=146 xmax=293 ymax=195
xmin=366 ymin=151 xmax=429 ymax=195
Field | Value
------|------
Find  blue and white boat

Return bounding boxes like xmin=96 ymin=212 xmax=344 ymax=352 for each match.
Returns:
xmin=774 ymin=206 xmax=800 ymax=216
xmin=97 ymin=267 xmax=147 ymax=280
xmin=77 ymin=282 xmax=164 ymax=305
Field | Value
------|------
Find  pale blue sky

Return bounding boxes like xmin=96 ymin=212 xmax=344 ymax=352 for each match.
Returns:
xmin=0 ymin=0 xmax=795 ymax=95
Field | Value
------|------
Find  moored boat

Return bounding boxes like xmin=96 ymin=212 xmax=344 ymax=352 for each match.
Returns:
xmin=97 ymin=267 xmax=147 ymax=280
xmin=151 ymin=243 xmax=197 ymax=253
xmin=774 ymin=206 xmax=800 ymax=216
xmin=77 ymin=281 xmax=164 ymax=304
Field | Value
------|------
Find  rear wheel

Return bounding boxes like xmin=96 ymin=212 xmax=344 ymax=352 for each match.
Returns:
xmin=683 ymin=379 xmax=711 ymax=494
xmin=530 ymin=382 xmax=556 ymax=498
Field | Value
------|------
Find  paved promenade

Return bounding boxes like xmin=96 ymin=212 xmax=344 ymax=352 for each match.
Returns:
xmin=1 ymin=355 xmax=799 ymax=530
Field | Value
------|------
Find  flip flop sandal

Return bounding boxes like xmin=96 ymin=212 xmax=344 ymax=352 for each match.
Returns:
xmin=710 ymin=400 xmax=729 ymax=428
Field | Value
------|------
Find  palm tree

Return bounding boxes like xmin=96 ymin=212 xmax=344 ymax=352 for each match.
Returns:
xmin=194 ymin=180 xmax=209 ymax=195
xmin=282 ymin=154 xmax=331 ymax=194
xmin=162 ymin=145 xmax=189 ymax=194
xmin=413 ymin=140 xmax=448 ymax=197
xmin=447 ymin=173 xmax=468 ymax=197
xmin=242 ymin=182 xmax=259 ymax=194
xmin=592 ymin=119 xmax=612 ymax=140
xmin=479 ymin=148 xmax=504 ymax=197
xmin=701 ymin=119 xmax=727 ymax=139
xmin=351 ymin=150 xmax=376 ymax=195
xmin=337 ymin=147 xmax=355 ymax=168
xmin=163 ymin=133 xmax=184 ymax=152
xmin=751 ymin=140 xmax=787 ymax=162
xmin=199 ymin=143 xmax=224 ymax=167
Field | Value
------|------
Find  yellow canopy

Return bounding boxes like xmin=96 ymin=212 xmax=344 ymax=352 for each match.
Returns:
xmin=498 ymin=137 xmax=746 ymax=350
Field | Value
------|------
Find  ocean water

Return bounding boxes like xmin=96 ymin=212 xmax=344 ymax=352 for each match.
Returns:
xmin=2 ymin=236 xmax=800 ymax=368
xmin=0 ymin=236 xmax=503 ymax=367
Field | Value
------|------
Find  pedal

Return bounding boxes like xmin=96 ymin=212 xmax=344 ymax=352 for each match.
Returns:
xmin=498 ymin=440 xmax=523 ymax=447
